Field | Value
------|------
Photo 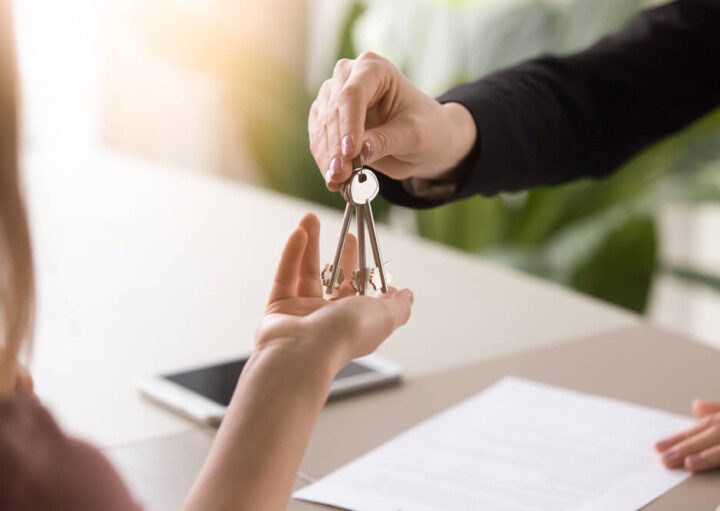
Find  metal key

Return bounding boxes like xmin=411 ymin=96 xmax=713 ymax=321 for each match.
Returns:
xmin=359 ymin=185 xmax=388 ymax=293
xmin=322 ymin=154 xmax=391 ymax=296
xmin=323 ymin=202 xmax=353 ymax=294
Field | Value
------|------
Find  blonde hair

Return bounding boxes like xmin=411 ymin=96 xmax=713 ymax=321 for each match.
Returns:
xmin=0 ymin=3 xmax=34 ymax=393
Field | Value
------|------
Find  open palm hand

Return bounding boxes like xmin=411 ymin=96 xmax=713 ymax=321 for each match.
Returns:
xmin=256 ymin=213 xmax=413 ymax=368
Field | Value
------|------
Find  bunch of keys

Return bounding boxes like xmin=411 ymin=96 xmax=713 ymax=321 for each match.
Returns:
xmin=321 ymin=155 xmax=391 ymax=295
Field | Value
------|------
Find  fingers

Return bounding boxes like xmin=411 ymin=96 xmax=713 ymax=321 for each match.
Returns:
xmin=693 ymin=398 xmax=720 ymax=417
xmin=325 ymin=59 xmax=354 ymax=185
xmin=309 ymin=52 xmax=397 ymax=189
xmin=309 ymin=80 xmax=336 ymax=189
xmin=368 ymin=156 xmax=418 ymax=181
xmin=363 ymin=115 xmax=413 ymax=167
xmin=685 ymin=444 xmax=720 ymax=472
xmin=379 ymin=288 xmax=414 ymax=329
xmin=341 ymin=288 xmax=414 ymax=358
xmin=297 ymin=213 xmax=323 ymax=298
xmin=267 ymin=227 xmax=308 ymax=305
xmin=660 ymin=422 xmax=720 ymax=469
xmin=655 ymin=415 xmax=716 ymax=453
xmin=336 ymin=54 xmax=380 ymax=160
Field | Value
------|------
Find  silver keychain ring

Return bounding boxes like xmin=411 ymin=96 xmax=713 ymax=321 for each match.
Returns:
xmin=351 ymin=152 xmax=364 ymax=172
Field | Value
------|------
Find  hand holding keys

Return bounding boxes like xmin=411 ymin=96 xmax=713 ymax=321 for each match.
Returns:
xmin=321 ymin=156 xmax=391 ymax=296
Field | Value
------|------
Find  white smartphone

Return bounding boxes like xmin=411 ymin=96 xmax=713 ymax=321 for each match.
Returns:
xmin=137 ymin=354 xmax=401 ymax=427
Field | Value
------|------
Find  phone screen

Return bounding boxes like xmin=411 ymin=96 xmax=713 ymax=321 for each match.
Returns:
xmin=163 ymin=358 xmax=374 ymax=407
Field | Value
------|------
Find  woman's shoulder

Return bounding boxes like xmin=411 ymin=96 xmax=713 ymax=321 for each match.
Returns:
xmin=0 ymin=394 xmax=143 ymax=511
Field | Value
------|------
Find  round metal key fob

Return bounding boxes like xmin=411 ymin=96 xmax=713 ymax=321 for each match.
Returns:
xmin=343 ymin=169 xmax=379 ymax=205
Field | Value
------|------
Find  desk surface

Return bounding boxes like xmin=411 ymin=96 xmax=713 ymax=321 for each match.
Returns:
xmin=25 ymin=149 xmax=638 ymax=448
xmin=110 ymin=325 xmax=720 ymax=510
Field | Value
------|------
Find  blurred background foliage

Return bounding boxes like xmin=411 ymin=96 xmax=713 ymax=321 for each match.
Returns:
xmin=246 ymin=0 xmax=720 ymax=314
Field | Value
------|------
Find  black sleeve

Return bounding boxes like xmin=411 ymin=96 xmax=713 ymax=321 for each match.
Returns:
xmin=379 ymin=0 xmax=720 ymax=209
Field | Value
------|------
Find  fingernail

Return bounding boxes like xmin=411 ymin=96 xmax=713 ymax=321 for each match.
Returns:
xmin=408 ymin=291 xmax=414 ymax=304
xmin=341 ymin=134 xmax=354 ymax=158
xmin=329 ymin=157 xmax=341 ymax=179
xmin=655 ymin=440 xmax=672 ymax=452
xmin=663 ymin=450 xmax=682 ymax=465
xmin=686 ymin=453 xmax=705 ymax=470
xmin=362 ymin=139 xmax=374 ymax=160
xmin=325 ymin=169 xmax=333 ymax=183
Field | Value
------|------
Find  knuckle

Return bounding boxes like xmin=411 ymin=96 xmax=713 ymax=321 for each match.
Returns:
xmin=357 ymin=51 xmax=380 ymax=63
xmin=320 ymin=113 xmax=331 ymax=130
xmin=333 ymin=58 xmax=353 ymax=76
xmin=357 ymin=51 xmax=389 ymax=73
xmin=318 ymin=79 xmax=332 ymax=95
xmin=311 ymin=92 xmax=325 ymax=110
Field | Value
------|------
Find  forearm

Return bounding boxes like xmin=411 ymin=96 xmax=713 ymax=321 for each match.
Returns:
xmin=447 ymin=0 xmax=720 ymax=194
xmin=184 ymin=340 xmax=341 ymax=511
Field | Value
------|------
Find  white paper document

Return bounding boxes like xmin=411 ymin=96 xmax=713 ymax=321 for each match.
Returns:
xmin=294 ymin=377 xmax=694 ymax=511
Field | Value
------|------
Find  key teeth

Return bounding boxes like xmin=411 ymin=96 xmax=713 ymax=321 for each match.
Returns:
xmin=321 ymin=263 xmax=344 ymax=288
xmin=351 ymin=271 xmax=361 ymax=293
xmin=369 ymin=262 xmax=392 ymax=291
xmin=350 ymin=268 xmax=370 ymax=294
xmin=348 ymin=263 xmax=392 ymax=294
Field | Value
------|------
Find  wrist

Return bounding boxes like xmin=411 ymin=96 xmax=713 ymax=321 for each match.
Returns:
xmin=250 ymin=335 xmax=345 ymax=387
xmin=420 ymin=102 xmax=476 ymax=181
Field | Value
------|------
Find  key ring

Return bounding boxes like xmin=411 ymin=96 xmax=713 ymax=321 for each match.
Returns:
xmin=341 ymin=154 xmax=369 ymax=204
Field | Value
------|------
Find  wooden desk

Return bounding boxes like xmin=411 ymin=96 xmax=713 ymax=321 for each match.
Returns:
xmin=110 ymin=326 xmax=720 ymax=510
xmin=25 ymin=148 xmax=638 ymax=448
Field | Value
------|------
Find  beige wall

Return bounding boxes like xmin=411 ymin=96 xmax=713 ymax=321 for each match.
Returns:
xmin=102 ymin=0 xmax=309 ymax=181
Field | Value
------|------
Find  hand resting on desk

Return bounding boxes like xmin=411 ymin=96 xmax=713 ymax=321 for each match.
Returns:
xmin=656 ymin=399 xmax=720 ymax=472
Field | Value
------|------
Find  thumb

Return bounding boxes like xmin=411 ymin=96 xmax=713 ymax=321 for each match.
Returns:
xmin=363 ymin=116 xmax=414 ymax=167
xmin=693 ymin=398 xmax=720 ymax=417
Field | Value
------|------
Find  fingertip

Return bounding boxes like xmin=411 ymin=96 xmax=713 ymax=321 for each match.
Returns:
xmin=299 ymin=212 xmax=320 ymax=232
xmin=362 ymin=138 xmax=375 ymax=163
xmin=692 ymin=398 xmax=720 ymax=417
xmin=396 ymin=288 xmax=414 ymax=304
xmin=685 ymin=453 xmax=705 ymax=472
xmin=661 ymin=449 xmax=683 ymax=469
xmin=345 ymin=233 xmax=357 ymax=248
xmin=386 ymin=289 xmax=413 ymax=326
xmin=655 ymin=439 xmax=672 ymax=453
xmin=692 ymin=398 xmax=704 ymax=416
xmin=330 ymin=164 xmax=352 ymax=184
xmin=406 ymin=289 xmax=414 ymax=305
